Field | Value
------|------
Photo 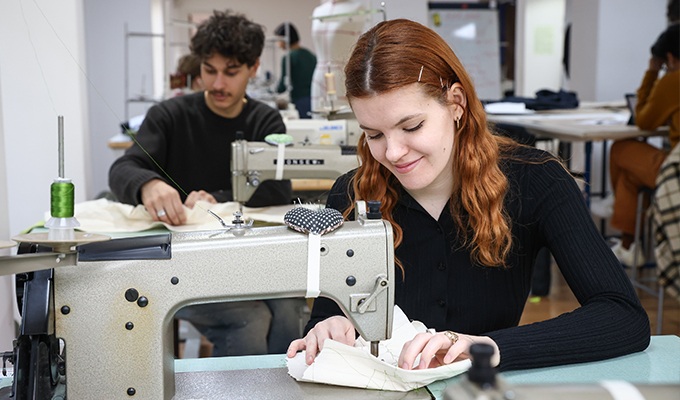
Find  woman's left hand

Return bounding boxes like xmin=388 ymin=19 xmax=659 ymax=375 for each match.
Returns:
xmin=398 ymin=330 xmax=500 ymax=370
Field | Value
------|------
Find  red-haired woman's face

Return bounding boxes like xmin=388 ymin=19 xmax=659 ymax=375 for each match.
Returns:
xmin=353 ymin=83 xmax=463 ymax=196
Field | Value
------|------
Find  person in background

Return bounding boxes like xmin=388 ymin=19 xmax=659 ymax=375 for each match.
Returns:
xmin=287 ymin=19 xmax=649 ymax=372
xmin=109 ymin=9 xmax=303 ymax=357
xmin=609 ymin=23 xmax=680 ymax=267
xmin=275 ymin=22 xmax=317 ymax=118
xmin=668 ymin=0 xmax=679 ymax=25
xmin=170 ymin=53 xmax=204 ymax=96
xmin=310 ymin=0 xmax=366 ymax=113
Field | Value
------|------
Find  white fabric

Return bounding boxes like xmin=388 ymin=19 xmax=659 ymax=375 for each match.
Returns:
xmin=44 ymin=199 xmax=295 ymax=233
xmin=306 ymin=233 xmax=321 ymax=298
xmin=287 ymin=306 xmax=471 ymax=391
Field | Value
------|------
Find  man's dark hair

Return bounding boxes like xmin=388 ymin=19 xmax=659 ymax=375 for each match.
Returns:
xmin=190 ymin=10 xmax=265 ymax=67
xmin=176 ymin=53 xmax=201 ymax=77
xmin=274 ymin=22 xmax=300 ymax=46
xmin=651 ymin=23 xmax=680 ymax=59
xmin=668 ymin=0 xmax=679 ymax=23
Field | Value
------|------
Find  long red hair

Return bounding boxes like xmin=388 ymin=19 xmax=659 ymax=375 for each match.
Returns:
xmin=344 ymin=19 xmax=515 ymax=268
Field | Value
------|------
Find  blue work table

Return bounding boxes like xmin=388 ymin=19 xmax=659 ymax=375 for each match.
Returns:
xmin=175 ymin=335 xmax=680 ymax=399
xmin=1 ymin=336 xmax=678 ymax=398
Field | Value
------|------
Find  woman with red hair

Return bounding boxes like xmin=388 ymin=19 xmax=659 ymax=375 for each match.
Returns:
xmin=287 ymin=19 xmax=649 ymax=372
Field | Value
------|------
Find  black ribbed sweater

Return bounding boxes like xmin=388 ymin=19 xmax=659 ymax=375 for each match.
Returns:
xmin=109 ymin=92 xmax=285 ymax=205
xmin=307 ymin=147 xmax=650 ymax=371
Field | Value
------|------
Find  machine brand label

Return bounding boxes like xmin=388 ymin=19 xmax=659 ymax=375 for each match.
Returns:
xmin=274 ymin=159 xmax=325 ymax=165
xmin=319 ymin=124 xmax=344 ymax=131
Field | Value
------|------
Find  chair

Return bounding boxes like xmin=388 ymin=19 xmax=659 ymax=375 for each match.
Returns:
xmin=629 ymin=187 xmax=664 ymax=334
xmin=651 ymin=147 xmax=680 ymax=323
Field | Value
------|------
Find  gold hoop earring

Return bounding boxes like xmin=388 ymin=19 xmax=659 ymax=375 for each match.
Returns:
xmin=456 ymin=118 xmax=460 ymax=130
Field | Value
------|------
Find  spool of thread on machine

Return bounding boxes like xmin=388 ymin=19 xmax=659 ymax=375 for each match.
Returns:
xmin=44 ymin=116 xmax=80 ymax=240
xmin=324 ymin=70 xmax=337 ymax=111
xmin=324 ymin=71 xmax=336 ymax=95
xmin=50 ymin=179 xmax=75 ymax=218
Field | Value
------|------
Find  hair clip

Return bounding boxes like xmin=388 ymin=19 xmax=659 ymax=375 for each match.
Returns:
xmin=440 ymin=76 xmax=444 ymax=88
xmin=418 ymin=66 xmax=424 ymax=82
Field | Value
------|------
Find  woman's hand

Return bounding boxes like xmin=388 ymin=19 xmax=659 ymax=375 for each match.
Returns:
xmin=398 ymin=330 xmax=500 ymax=370
xmin=286 ymin=316 xmax=356 ymax=365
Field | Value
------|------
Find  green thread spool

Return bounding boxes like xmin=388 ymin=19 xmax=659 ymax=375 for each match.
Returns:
xmin=50 ymin=180 xmax=75 ymax=218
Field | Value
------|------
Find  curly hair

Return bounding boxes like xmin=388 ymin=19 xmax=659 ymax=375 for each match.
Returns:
xmin=344 ymin=19 xmax=516 ymax=268
xmin=190 ymin=10 xmax=265 ymax=67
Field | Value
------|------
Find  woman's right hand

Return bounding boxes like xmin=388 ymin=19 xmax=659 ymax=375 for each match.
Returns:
xmin=286 ymin=316 xmax=356 ymax=365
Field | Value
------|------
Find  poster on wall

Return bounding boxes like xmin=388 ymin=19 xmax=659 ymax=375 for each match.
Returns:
xmin=428 ymin=7 xmax=502 ymax=101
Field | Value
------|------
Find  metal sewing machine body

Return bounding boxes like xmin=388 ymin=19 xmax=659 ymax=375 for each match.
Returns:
xmin=0 ymin=209 xmax=395 ymax=400
xmin=231 ymin=139 xmax=359 ymax=204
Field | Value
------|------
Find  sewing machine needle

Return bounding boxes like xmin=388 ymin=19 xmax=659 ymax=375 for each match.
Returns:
xmin=371 ymin=341 xmax=379 ymax=357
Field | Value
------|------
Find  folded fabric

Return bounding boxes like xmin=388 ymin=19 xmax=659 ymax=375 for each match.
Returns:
xmin=287 ymin=306 xmax=471 ymax=391
xmin=44 ymin=199 xmax=296 ymax=233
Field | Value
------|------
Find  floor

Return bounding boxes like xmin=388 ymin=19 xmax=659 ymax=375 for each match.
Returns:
xmin=520 ymin=263 xmax=680 ymax=335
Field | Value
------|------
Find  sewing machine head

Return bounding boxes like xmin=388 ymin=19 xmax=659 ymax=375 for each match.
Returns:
xmin=285 ymin=118 xmax=349 ymax=145
xmin=231 ymin=139 xmax=359 ymax=204
xmin=0 ymin=203 xmax=394 ymax=399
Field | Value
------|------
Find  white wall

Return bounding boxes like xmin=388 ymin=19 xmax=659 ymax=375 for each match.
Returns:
xmin=0 ymin=0 xmax=89 ymax=354
xmin=0 ymin=0 xmax=90 ymax=237
xmin=567 ymin=0 xmax=667 ymax=101
xmin=84 ymin=1 xmax=155 ymax=200
xmin=515 ymin=0 xmax=566 ymax=97
xmin=0 ymin=60 xmax=15 ymax=355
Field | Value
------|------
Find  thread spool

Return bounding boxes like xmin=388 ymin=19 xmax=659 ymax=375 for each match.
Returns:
xmin=45 ymin=116 xmax=80 ymax=241
xmin=45 ymin=180 xmax=80 ymax=241
xmin=50 ymin=179 xmax=75 ymax=218
xmin=324 ymin=72 xmax=337 ymax=95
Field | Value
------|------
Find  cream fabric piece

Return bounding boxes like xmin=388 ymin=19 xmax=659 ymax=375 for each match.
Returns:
xmin=287 ymin=306 xmax=471 ymax=391
xmin=44 ymin=199 xmax=294 ymax=233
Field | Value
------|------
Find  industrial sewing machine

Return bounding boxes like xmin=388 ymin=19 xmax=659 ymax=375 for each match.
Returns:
xmin=284 ymin=118 xmax=362 ymax=146
xmin=231 ymin=139 xmax=359 ymax=204
xmin=0 ymin=203 xmax=395 ymax=400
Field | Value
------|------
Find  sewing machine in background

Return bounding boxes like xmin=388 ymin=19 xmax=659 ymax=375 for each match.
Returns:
xmin=0 ymin=203 xmax=395 ymax=400
xmin=285 ymin=118 xmax=362 ymax=146
xmin=231 ymin=139 xmax=359 ymax=205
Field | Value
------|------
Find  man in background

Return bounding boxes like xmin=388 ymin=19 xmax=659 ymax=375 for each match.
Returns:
xmin=275 ymin=22 xmax=317 ymax=118
xmin=109 ymin=10 xmax=303 ymax=356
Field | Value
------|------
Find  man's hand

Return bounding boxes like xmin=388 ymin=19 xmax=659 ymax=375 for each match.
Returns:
xmin=185 ymin=190 xmax=217 ymax=208
xmin=140 ymin=179 xmax=187 ymax=225
xmin=649 ymin=56 xmax=664 ymax=73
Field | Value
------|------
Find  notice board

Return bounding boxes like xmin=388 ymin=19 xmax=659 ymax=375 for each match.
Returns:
xmin=428 ymin=8 xmax=502 ymax=101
